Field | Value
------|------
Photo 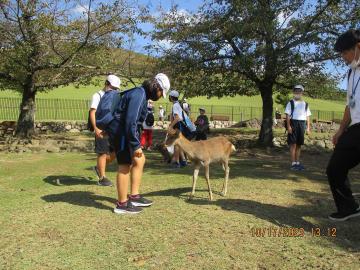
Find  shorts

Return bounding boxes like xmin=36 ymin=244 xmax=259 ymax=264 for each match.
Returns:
xmin=287 ymin=120 xmax=306 ymax=145
xmin=94 ymin=136 xmax=113 ymax=154
xmin=108 ymin=123 xmax=141 ymax=165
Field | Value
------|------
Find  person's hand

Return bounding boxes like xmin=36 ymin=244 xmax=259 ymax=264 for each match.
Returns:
xmin=134 ymin=148 xmax=143 ymax=158
xmin=95 ymin=128 xmax=103 ymax=138
xmin=332 ymin=129 xmax=344 ymax=145
xmin=287 ymin=126 xmax=292 ymax=134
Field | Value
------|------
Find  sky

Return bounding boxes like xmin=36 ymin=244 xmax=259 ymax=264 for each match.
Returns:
xmin=129 ymin=0 xmax=347 ymax=90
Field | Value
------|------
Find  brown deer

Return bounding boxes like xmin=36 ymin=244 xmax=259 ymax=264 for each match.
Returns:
xmin=165 ymin=128 xmax=236 ymax=200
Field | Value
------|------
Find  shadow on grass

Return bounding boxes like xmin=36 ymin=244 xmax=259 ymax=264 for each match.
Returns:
xmin=41 ymin=191 xmax=116 ymax=211
xmin=43 ymin=175 xmax=97 ymax=186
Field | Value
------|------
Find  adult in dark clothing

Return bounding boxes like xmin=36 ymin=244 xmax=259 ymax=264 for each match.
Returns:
xmin=326 ymin=29 xmax=360 ymax=221
xmin=195 ymin=108 xmax=209 ymax=141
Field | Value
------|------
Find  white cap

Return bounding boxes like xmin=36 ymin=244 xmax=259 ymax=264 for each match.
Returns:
xmin=169 ymin=90 xmax=179 ymax=98
xmin=154 ymin=73 xmax=170 ymax=98
xmin=159 ymin=105 xmax=163 ymax=108
xmin=293 ymin=84 xmax=304 ymax=91
xmin=183 ymin=98 xmax=187 ymax=102
xmin=199 ymin=107 xmax=205 ymax=111
xmin=106 ymin=75 xmax=121 ymax=89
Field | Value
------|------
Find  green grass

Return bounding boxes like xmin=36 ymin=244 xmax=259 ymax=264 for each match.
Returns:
xmin=0 ymin=84 xmax=346 ymax=112
xmin=1 ymin=144 xmax=359 ymax=269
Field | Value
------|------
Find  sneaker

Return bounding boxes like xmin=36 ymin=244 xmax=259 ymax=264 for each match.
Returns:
xmin=290 ymin=164 xmax=299 ymax=171
xmin=129 ymin=195 xmax=153 ymax=207
xmin=114 ymin=201 xmax=142 ymax=215
xmin=328 ymin=207 xmax=360 ymax=221
xmin=170 ymin=162 xmax=181 ymax=168
xmin=180 ymin=160 xmax=188 ymax=167
xmin=98 ymin=176 xmax=113 ymax=187
xmin=93 ymin=166 xmax=101 ymax=179
xmin=297 ymin=163 xmax=305 ymax=171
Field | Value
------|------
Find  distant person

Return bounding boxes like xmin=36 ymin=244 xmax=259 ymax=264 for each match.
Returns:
xmin=274 ymin=107 xmax=281 ymax=125
xmin=107 ymin=73 xmax=170 ymax=214
xmin=195 ymin=108 xmax=209 ymax=140
xmin=168 ymin=90 xmax=187 ymax=168
xmin=89 ymin=75 xmax=119 ymax=186
xmin=182 ymin=98 xmax=191 ymax=115
xmin=158 ymin=105 xmax=165 ymax=121
xmin=141 ymin=100 xmax=155 ymax=151
xmin=285 ymin=85 xmax=311 ymax=171
xmin=326 ymin=29 xmax=360 ymax=221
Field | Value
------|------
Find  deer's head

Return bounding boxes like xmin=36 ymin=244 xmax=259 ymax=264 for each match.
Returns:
xmin=164 ymin=127 xmax=181 ymax=147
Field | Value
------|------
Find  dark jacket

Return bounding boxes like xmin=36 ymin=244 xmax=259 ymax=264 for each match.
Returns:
xmin=113 ymin=87 xmax=148 ymax=153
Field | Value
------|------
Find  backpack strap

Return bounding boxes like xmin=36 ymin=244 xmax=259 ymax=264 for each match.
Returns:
xmin=348 ymin=69 xmax=352 ymax=82
xmin=290 ymin=99 xmax=295 ymax=119
xmin=305 ymin=102 xmax=308 ymax=112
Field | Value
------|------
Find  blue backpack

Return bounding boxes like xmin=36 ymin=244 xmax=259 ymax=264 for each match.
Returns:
xmin=95 ymin=90 xmax=123 ymax=130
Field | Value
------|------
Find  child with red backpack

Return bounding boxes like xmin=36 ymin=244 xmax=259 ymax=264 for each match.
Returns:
xmin=285 ymin=85 xmax=311 ymax=171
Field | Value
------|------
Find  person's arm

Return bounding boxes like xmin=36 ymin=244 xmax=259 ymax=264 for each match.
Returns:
xmin=333 ymin=106 xmax=351 ymax=145
xmin=169 ymin=114 xmax=181 ymax=128
xmin=306 ymin=116 xmax=311 ymax=134
xmin=125 ymin=92 xmax=146 ymax=156
xmin=89 ymin=109 xmax=103 ymax=138
xmin=286 ymin=114 xmax=292 ymax=134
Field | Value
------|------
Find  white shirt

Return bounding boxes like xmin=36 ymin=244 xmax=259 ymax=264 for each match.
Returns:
xmin=90 ymin=90 xmax=105 ymax=109
xmin=347 ymin=67 xmax=360 ymax=126
xmin=284 ymin=100 xmax=311 ymax=121
xmin=172 ymin=102 xmax=184 ymax=121
xmin=183 ymin=102 xmax=189 ymax=111
xmin=158 ymin=108 xmax=165 ymax=118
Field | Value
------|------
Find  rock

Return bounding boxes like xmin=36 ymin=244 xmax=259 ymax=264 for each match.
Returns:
xmin=65 ymin=125 xmax=72 ymax=131
xmin=69 ymin=128 xmax=80 ymax=133
xmin=314 ymin=140 xmax=326 ymax=148
xmin=46 ymin=146 xmax=60 ymax=153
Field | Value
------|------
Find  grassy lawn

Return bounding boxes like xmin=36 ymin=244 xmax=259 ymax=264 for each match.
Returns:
xmin=0 ymin=84 xmax=346 ymax=112
xmin=1 ymin=145 xmax=359 ymax=269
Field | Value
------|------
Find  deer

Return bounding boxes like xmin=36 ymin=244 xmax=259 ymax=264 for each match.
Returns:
xmin=165 ymin=127 xmax=236 ymax=200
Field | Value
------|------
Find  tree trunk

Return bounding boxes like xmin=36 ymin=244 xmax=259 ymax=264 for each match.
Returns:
xmin=15 ymin=88 xmax=36 ymax=138
xmin=258 ymin=84 xmax=274 ymax=146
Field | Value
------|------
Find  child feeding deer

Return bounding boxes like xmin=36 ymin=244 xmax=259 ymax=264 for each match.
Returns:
xmin=165 ymin=127 xmax=236 ymax=200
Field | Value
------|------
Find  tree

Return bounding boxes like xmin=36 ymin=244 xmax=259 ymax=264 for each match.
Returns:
xmin=152 ymin=0 xmax=360 ymax=146
xmin=0 ymin=0 xmax=144 ymax=137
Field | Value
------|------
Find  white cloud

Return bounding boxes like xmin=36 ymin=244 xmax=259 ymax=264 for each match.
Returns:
xmin=72 ymin=4 xmax=88 ymax=15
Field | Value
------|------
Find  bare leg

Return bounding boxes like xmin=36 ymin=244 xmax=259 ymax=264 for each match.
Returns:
xmin=204 ymin=164 xmax=213 ymax=201
xmin=97 ymin=154 xmax=107 ymax=178
xmin=107 ymin=152 xmax=116 ymax=164
xmin=295 ymin=145 xmax=301 ymax=163
xmin=289 ymin=144 xmax=296 ymax=163
xmin=117 ymin=165 xmax=131 ymax=203
xmin=189 ymin=163 xmax=200 ymax=200
xmin=171 ymin=145 xmax=180 ymax=163
xmin=221 ymin=161 xmax=229 ymax=196
xmin=130 ymin=153 xmax=146 ymax=196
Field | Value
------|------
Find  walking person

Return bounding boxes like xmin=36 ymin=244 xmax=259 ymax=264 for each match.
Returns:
xmin=89 ymin=75 xmax=120 ymax=186
xmin=107 ymin=73 xmax=170 ymax=214
xmin=158 ymin=105 xmax=165 ymax=121
xmin=141 ymin=100 xmax=155 ymax=151
xmin=195 ymin=108 xmax=209 ymax=141
xmin=285 ymin=84 xmax=311 ymax=171
xmin=326 ymin=29 xmax=360 ymax=221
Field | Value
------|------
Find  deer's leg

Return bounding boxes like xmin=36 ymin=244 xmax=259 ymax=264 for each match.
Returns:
xmin=204 ymin=164 xmax=213 ymax=201
xmin=189 ymin=163 xmax=200 ymax=200
xmin=221 ymin=160 xmax=230 ymax=197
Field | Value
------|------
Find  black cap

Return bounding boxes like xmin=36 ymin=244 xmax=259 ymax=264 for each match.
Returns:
xmin=334 ymin=29 xmax=360 ymax=52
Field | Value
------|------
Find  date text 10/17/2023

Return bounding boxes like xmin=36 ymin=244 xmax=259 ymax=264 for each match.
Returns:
xmin=250 ymin=227 xmax=337 ymax=237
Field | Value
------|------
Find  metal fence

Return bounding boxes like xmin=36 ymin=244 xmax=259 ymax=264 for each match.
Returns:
xmin=0 ymin=97 xmax=344 ymax=122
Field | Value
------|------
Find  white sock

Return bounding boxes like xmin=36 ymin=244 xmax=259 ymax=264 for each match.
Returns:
xmin=296 ymin=161 xmax=300 ymax=165
xmin=292 ymin=162 xmax=297 ymax=166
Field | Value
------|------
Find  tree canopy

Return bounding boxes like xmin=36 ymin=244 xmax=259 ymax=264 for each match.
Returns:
xmin=153 ymin=0 xmax=360 ymax=145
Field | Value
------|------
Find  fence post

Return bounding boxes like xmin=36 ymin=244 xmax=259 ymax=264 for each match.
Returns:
xmin=332 ymin=111 xmax=334 ymax=121
xmin=241 ymin=112 xmax=243 ymax=122
xmin=231 ymin=106 xmax=234 ymax=122
xmin=211 ymin=105 xmax=213 ymax=118
xmin=317 ymin=110 xmax=320 ymax=120
xmin=250 ymin=107 xmax=253 ymax=119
